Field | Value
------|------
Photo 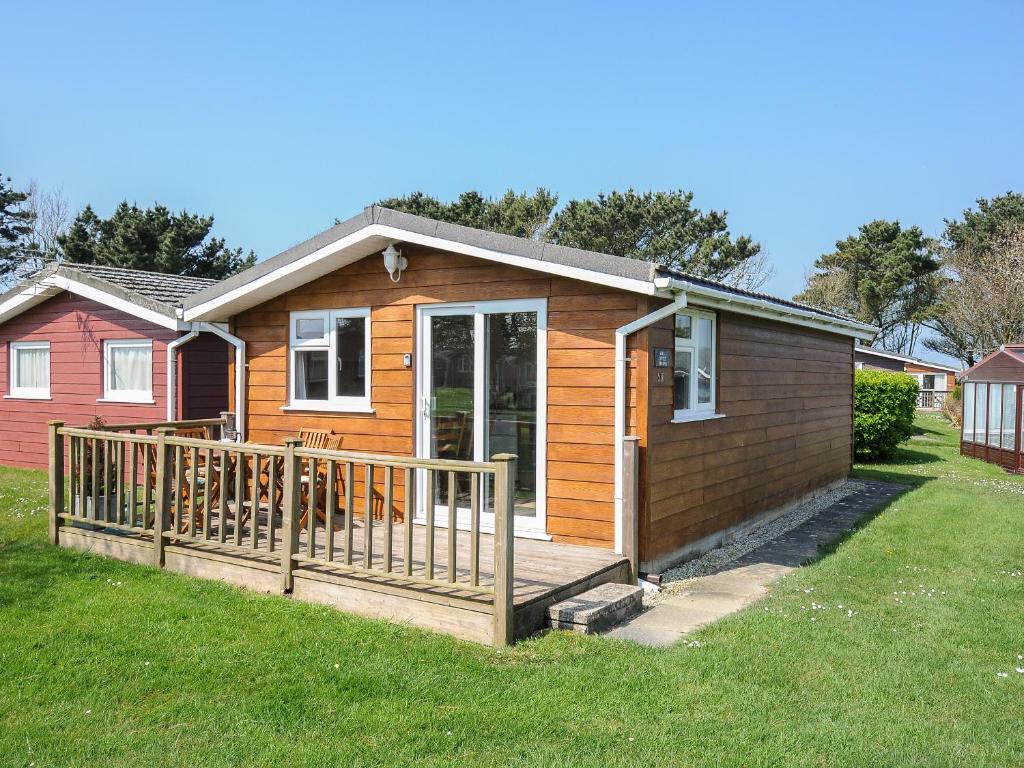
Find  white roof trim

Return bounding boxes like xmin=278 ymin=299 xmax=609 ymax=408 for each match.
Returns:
xmin=855 ymin=346 xmax=959 ymax=372
xmin=0 ymin=273 xmax=186 ymax=331
xmin=183 ymin=223 xmax=661 ymax=322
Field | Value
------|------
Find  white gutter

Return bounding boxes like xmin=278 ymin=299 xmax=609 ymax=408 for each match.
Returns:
xmin=613 ymin=290 xmax=688 ymax=554
xmin=164 ymin=323 xmax=246 ymax=440
xmin=661 ymin=277 xmax=877 ymax=342
xmin=166 ymin=331 xmax=200 ymax=420
xmin=194 ymin=322 xmax=247 ymax=442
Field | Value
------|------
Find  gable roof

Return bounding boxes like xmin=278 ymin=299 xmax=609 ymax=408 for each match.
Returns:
xmin=854 ymin=345 xmax=961 ymax=373
xmin=0 ymin=263 xmax=218 ymax=331
xmin=183 ymin=206 xmax=878 ymax=340
xmin=961 ymin=344 xmax=1024 ymax=381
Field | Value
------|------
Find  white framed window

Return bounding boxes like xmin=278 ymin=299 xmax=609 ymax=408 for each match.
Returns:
xmin=288 ymin=308 xmax=371 ymax=412
xmin=673 ymin=308 xmax=717 ymax=421
xmin=103 ymin=339 xmax=153 ymax=403
xmin=9 ymin=341 xmax=51 ymax=399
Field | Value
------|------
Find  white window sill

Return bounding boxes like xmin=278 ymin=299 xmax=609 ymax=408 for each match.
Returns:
xmin=671 ymin=411 xmax=726 ymax=424
xmin=4 ymin=394 xmax=52 ymax=401
xmin=281 ymin=404 xmax=375 ymax=415
xmin=97 ymin=397 xmax=156 ymax=405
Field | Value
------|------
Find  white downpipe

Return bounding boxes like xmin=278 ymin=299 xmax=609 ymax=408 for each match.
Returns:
xmin=166 ymin=331 xmax=200 ymax=421
xmin=195 ymin=322 xmax=247 ymax=442
xmin=613 ymin=291 xmax=688 ymax=554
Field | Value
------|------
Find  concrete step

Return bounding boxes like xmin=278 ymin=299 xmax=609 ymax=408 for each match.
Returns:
xmin=547 ymin=582 xmax=644 ymax=634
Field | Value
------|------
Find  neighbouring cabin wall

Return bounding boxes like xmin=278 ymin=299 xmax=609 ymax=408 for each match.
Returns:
xmin=905 ymin=364 xmax=956 ymax=390
xmin=0 ymin=291 xmax=176 ymax=469
xmin=854 ymin=352 xmax=904 ymax=372
xmin=232 ymin=245 xmax=646 ymax=549
xmin=641 ymin=309 xmax=854 ymax=571
xmin=180 ymin=333 xmax=230 ymax=419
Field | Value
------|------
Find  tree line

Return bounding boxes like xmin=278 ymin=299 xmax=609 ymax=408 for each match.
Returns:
xmin=2 ymin=171 xmax=1020 ymax=366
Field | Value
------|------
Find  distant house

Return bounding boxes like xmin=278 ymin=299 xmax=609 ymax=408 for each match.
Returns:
xmin=854 ymin=346 xmax=960 ymax=409
xmin=958 ymin=344 xmax=1023 ymax=474
xmin=0 ymin=263 xmax=231 ymax=468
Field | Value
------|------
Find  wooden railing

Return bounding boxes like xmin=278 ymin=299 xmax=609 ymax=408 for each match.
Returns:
xmin=47 ymin=419 xmax=518 ymax=645
xmin=917 ymin=391 xmax=949 ymax=409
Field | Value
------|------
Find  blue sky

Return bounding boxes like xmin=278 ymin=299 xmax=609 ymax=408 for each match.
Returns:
xmin=5 ymin=1 xmax=1023 ymax=311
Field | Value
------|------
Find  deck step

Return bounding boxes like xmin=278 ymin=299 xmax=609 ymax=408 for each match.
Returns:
xmin=547 ymin=582 xmax=643 ymax=634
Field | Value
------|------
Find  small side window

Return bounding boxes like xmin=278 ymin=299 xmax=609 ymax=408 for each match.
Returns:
xmin=673 ymin=310 xmax=716 ymax=421
xmin=9 ymin=341 xmax=51 ymax=399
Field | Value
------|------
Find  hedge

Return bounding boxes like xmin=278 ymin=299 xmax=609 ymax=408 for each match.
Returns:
xmin=854 ymin=370 xmax=919 ymax=460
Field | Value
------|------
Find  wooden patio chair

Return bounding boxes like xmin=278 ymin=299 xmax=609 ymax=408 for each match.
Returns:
xmin=297 ymin=432 xmax=345 ymax=530
xmin=143 ymin=426 xmax=213 ymax=536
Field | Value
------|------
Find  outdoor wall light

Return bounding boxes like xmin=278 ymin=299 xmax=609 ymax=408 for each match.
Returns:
xmin=382 ymin=244 xmax=407 ymax=283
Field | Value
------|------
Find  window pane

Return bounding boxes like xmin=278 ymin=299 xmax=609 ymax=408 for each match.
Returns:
xmin=988 ymin=384 xmax=1002 ymax=447
xmin=295 ymin=317 xmax=325 ymax=341
xmin=109 ymin=345 xmax=151 ymax=392
xmin=674 ymin=347 xmax=692 ymax=411
xmin=335 ymin=317 xmax=366 ymax=397
xmin=295 ymin=350 xmax=329 ymax=399
xmin=675 ymin=313 xmax=692 ymax=340
xmin=963 ymin=383 xmax=975 ymax=442
xmin=16 ymin=347 xmax=49 ymax=389
xmin=697 ymin=317 xmax=713 ymax=405
xmin=922 ymin=374 xmax=936 ymax=390
xmin=1002 ymin=385 xmax=1017 ymax=450
xmin=976 ymin=384 xmax=988 ymax=445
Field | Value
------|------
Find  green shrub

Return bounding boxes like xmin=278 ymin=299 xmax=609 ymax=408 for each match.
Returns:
xmin=854 ymin=370 xmax=919 ymax=459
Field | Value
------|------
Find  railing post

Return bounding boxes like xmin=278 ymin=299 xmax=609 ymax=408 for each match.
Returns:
xmin=152 ymin=427 xmax=173 ymax=568
xmin=280 ymin=438 xmax=303 ymax=593
xmin=48 ymin=421 xmax=65 ymax=546
xmin=622 ymin=436 xmax=641 ymax=582
xmin=491 ymin=453 xmax=517 ymax=647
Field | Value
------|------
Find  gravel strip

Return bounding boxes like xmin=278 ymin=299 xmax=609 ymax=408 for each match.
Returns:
xmin=653 ymin=479 xmax=868 ymax=594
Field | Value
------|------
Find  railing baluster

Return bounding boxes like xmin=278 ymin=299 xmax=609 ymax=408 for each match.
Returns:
xmin=153 ymin=428 xmax=173 ymax=567
xmin=114 ymin=441 xmax=125 ymax=525
xmin=234 ymin=450 xmax=244 ymax=546
xmin=343 ymin=462 xmax=354 ymax=565
xmin=142 ymin=440 xmax=152 ymax=529
xmin=90 ymin=437 xmax=99 ymax=522
xmin=403 ymin=467 xmax=413 ymax=577
xmin=306 ymin=456 xmax=316 ymax=558
xmin=425 ymin=469 xmax=435 ymax=580
xmin=129 ymin=440 xmax=138 ymax=528
xmin=218 ymin=448 xmax=228 ymax=543
xmin=101 ymin=438 xmax=112 ymax=524
xmin=325 ymin=459 xmax=335 ymax=562
xmin=267 ymin=454 xmax=278 ymax=553
xmin=383 ymin=465 xmax=393 ymax=573
xmin=364 ymin=463 xmax=374 ymax=569
xmin=174 ymin=445 xmax=185 ymax=537
xmin=447 ymin=471 xmax=457 ymax=583
xmin=252 ymin=453 xmax=262 ymax=550
xmin=189 ymin=446 xmax=199 ymax=538
xmin=203 ymin=447 xmax=213 ymax=540
xmin=470 ymin=473 xmax=480 ymax=587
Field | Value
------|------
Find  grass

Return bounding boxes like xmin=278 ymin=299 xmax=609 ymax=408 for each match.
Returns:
xmin=1 ymin=415 xmax=1022 ymax=767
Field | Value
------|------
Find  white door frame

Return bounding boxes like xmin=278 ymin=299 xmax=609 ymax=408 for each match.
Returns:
xmin=415 ymin=298 xmax=548 ymax=538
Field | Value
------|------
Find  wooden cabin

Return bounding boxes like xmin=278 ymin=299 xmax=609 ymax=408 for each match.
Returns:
xmin=0 ymin=263 xmax=230 ymax=468
xmin=41 ymin=208 xmax=878 ymax=644
xmin=181 ymin=207 xmax=877 ymax=573
xmin=854 ymin=346 xmax=960 ymax=410
xmin=959 ymin=344 xmax=1024 ymax=473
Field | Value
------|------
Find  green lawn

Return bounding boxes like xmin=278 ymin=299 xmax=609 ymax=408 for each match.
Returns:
xmin=1 ymin=415 xmax=1022 ymax=767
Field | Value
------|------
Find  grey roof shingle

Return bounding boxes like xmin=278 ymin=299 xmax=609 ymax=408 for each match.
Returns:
xmin=182 ymin=206 xmax=868 ymax=329
xmin=59 ymin=263 xmax=218 ymax=304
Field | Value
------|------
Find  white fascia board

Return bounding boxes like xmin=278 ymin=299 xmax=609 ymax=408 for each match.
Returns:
xmin=0 ymin=275 xmax=186 ymax=331
xmin=664 ymin=278 xmax=878 ymax=341
xmin=183 ymin=224 xmax=661 ymax=322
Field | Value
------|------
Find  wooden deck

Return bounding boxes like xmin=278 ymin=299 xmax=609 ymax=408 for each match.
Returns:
xmin=58 ymin=517 xmax=629 ymax=642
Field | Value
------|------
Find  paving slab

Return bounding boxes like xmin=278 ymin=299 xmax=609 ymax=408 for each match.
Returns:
xmin=607 ymin=479 xmax=907 ymax=647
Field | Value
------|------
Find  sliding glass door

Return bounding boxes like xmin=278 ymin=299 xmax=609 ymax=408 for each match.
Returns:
xmin=417 ymin=299 xmax=546 ymax=536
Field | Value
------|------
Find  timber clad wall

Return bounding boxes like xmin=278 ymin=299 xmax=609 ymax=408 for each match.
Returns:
xmin=854 ymin=352 xmax=904 ymax=372
xmin=0 ymin=292 xmax=175 ymax=469
xmin=180 ymin=333 xmax=230 ymax=420
xmin=905 ymin=364 xmax=955 ymax=390
xmin=641 ymin=309 xmax=854 ymax=569
xmin=233 ymin=245 xmax=644 ymax=548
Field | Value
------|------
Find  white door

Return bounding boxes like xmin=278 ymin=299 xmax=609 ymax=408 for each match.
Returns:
xmin=416 ymin=299 xmax=547 ymax=537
